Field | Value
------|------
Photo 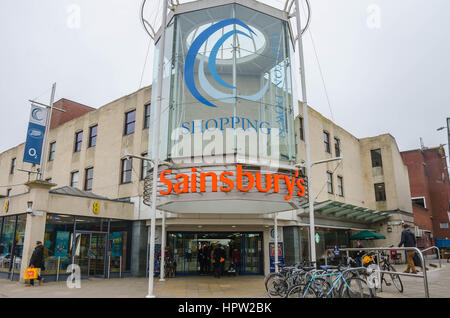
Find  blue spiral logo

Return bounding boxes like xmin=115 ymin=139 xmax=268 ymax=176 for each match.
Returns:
xmin=184 ymin=18 xmax=269 ymax=108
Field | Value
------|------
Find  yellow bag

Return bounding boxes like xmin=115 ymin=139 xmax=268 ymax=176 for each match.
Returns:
xmin=24 ymin=268 xmax=38 ymax=280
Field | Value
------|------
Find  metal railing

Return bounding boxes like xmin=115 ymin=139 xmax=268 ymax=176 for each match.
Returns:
xmin=323 ymin=246 xmax=441 ymax=298
xmin=420 ymin=246 xmax=442 ymax=268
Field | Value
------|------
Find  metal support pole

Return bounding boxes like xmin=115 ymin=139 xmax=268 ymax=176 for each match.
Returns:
xmin=39 ymin=83 xmax=56 ymax=180
xmin=274 ymin=213 xmax=278 ymax=273
xmin=160 ymin=213 xmax=166 ymax=281
xmin=10 ymin=256 xmax=15 ymax=281
xmin=120 ymin=256 xmax=122 ymax=278
xmin=56 ymin=257 xmax=61 ymax=282
xmin=108 ymin=255 xmax=111 ymax=279
xmin=146 ymin=0 xmax=168 ymax=299
xmin=294 ymin=0 xmax=315 ymax=266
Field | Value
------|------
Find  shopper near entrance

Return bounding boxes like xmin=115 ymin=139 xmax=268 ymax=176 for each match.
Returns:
xmin=213 ymin=244 xmax=226 ymax=278
xmin=398 ymin=224 xmax=418 ymax=274
xmin=26 ymin=241 xmax=45 ymax=286
xmin=231 ymin=248 xmax=241 ymax=275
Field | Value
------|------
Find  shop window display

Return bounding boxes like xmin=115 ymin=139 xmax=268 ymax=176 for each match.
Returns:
xmin=43 ymin=214 xmax=75 ymax=274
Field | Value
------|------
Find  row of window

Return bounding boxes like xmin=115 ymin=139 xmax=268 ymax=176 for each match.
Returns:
xmin=64 ymin=156 xmax=150 ymax=191
xmin=326 ymin=172 xmax=344 ymax=197
xmin=50 ymin=104 xmax=151 ymax=157
xmin=298 ymin=117 xmax=341 ymax=157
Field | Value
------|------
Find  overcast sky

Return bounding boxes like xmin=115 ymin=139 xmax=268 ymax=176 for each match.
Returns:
xmin=1 ymin=0 xmax=449 ymax=156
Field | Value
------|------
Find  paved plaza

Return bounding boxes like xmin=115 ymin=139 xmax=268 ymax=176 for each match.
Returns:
xmin=0 ymin=260 xmax=448 ymax=298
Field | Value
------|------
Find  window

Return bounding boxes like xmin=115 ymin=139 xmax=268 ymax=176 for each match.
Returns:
xmin=334 ymin=138 xmax=341 ymax=157
xmin=371 ymin=149 xmax=383 ymax=167
xmin=324 ymin=131 xmax=330 ymax=153
xmin=144 ymin=104 xmax=151 ymax=129
xmin=124 ymin=110 xmax=136 ymax=135
xmin=6 ymin=188 xmax=11 ymax=197
xmin=374 ymin=183 xmax=386 ymax=201
xmin=49 ymin=142 xmax=56 ymax=161
xmin=412 ymin=197 xmax=426 ymax=209
xmin=326 ymin=172 xmax=333 ymax=194
xmin=299 ymin=117 xmax=304 ymax=141
xmin=84 ymin=167 xmax=94 ymax=191
xmin=121 ymin=158 xmax=132 ymax=184
xmin=74 ymin=131 xmax=83 ymax=152
xmin=89 ymin=125 xmax=98 ymax=147
xmin=71 ymin=171 xmax=79 ymax=188
xmin=141 ymin=153 xmax=150 ymax=180
xmin=440 ymin=223 xmax=449 ymax=229
xmin=337 ymin=176 xmax=344 ymax=197
xmin=10 ymin=158 xmax=16 ymax=174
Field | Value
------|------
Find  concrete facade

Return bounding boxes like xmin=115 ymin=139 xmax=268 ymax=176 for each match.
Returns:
xmin=0 ymin=85 xmax=415 ymax=277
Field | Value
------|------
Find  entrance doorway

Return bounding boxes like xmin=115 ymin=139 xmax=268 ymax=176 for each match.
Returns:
xmin=167 ymin=232 xmax=263 ymax=276
xmin=73 ymin=231 xmax=107 ymax=278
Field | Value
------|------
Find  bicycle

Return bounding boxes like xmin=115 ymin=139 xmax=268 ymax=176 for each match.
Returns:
xmin=265 ymin=262 xmax=316 ymax=297
xmin=361 ymin=249 xmax=403 ymax=293
xmin=286 ymin=266 xmax=374 ymax=298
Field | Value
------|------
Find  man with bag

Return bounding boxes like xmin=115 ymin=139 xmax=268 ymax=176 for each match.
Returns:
xmin=26 ymin=241 xmax=45 ymax=286
xmin=398 ymin=224 xmax=417 ymax=274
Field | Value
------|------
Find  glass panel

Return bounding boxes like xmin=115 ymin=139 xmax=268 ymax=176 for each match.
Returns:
xmin=90 ymin=233 xmax=106 ymax=276
xmin=167 ymin=232 xmax=262 ymax=275
xmin=43 ymin=214 xmax=75 ymax=275
xmin=109 ymin=219 xmax=131 ymax=272
xmin=150 ymin=4 xmax=296 ymax=162
xmin=75 ymin=216 xmax=106 ymax=232
xmin=0 ymin=216 xmax=17 ymax=273
xmin=73 ymin=233 xmax=91 ymax=277
xmin=183 ymin=233 xmax=197 ymax=274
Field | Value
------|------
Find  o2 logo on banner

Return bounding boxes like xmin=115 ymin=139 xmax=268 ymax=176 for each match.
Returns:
xmin=23 ymin=105 xmax=47 ymax=165
xmin=184 ymin=18 xmax=269 ymax=108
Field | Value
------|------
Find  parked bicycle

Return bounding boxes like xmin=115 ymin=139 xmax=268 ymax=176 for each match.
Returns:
xmin=285 ymin=265 xmax=374 ymax=298
xmin=361 ymin=247 xmax=403 ymax=293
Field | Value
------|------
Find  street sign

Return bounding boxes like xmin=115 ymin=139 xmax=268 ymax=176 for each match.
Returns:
xmin=23 ymin=104 xmax=48 ymax=165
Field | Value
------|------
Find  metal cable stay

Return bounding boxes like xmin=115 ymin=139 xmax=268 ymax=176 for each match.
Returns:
xmin=140 ymin=0 xmax=312 ymax=40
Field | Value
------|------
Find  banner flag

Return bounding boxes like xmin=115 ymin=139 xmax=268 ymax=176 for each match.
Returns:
xmin=23 ymin=104 xmax=47 ymax=165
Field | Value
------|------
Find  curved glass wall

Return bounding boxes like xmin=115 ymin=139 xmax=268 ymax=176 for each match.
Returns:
xmin=150 ymin=4 xmax=296 ymax=162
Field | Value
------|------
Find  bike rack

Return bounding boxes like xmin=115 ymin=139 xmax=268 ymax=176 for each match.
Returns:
xmin=420 ymin=246 xmax=441 ymax=268
xmin=334 ymin=247 xmax=435 ymax=298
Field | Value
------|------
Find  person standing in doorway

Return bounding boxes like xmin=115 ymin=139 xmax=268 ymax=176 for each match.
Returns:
xmin=26 ymin=241 xmax=45 ymax=286
xmin=399 ymin=224 xmax=417 ymax=274
xmin=231 ymin=248 xmax=241 ymax=275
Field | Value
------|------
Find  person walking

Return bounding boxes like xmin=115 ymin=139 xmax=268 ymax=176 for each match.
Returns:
xmin=398 ymin=223 xmax=417 ymax=274
xmin=26 ymin=241 xmax=45 ymax=286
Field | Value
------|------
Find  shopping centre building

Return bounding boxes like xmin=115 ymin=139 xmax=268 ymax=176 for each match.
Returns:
xmin=0 ymin=0 xmax=414 ymax=282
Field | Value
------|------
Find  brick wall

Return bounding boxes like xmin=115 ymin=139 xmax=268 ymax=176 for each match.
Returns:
xmin=50 ymin=98 xmax=95 ymax=130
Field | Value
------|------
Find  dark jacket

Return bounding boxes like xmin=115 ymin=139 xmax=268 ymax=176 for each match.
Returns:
xmin=29 ymin=245 xmax=45 ymax=269
xmin=213 ymin=247 xmax=225 ymax=263
xmin=399 ymin=229 xmax=416 ymax=248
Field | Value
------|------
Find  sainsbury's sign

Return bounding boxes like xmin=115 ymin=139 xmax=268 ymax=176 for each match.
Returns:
xmin=159 ymin=165 xmax=306 ymax=201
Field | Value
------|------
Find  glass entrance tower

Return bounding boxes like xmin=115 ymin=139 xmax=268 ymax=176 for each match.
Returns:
xmin=149 ymin=2 xmax=296 ymax=164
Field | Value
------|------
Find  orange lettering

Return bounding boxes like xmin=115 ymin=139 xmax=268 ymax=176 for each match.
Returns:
xmin=219 ymin=172 xmax=234 ymax=192
xmin=200 ymin=172 xmax=218 ymax=192
xmin=174 ymin=174 xmax=189 ymax=193
xmin=297 ymin=178 xmax=306 ymax=196
xmin=160 ymin=170 xmax=173 ymax=195
xmin=236 ymin=165 xmax=254 ymax=192
xmin=255 ymin=173 xmax=272 ymax=192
